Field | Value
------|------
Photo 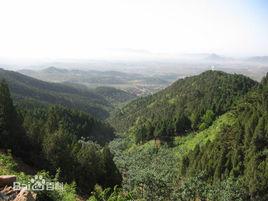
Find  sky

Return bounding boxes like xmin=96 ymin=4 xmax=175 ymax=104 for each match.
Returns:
xmin=0 ymin=0 xmax=267 ymax=60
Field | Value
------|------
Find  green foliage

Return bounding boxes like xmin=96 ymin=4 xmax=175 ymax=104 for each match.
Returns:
xmin=88 ymin=185 xmax=133 ymax=201
xmin=0 ymin=153 xmax=77 ymax=201
xmin=109 ymin=111 xmax=236 ymax=200
xmin=198 ymin=110 xmax=215 ymax=130
xmin=39 ymin=181 xmax=77 ymax=201
xmin=0 ymin=68 xmax=112 ymax=119
xmin=1 ymin=70 xmax=268 ymax=200
xmin=110 ymin=90 xmax=267 ymax=201
xmin=0 ymin=151 xmax=17 ymax=175
xmin=183 ymin=81 xmax=268 ymax=200
xmin=111 ymin=71 xmax=257 ymax=144
xmin=20 ymin=106 xmax=121 ymax=194
xmin=94 ymin=86 xmax=136 ymax=105
xmin=57 ymin=183 xmax=77 ymax=201
xmin=171 ymin=173 xmax=249 ymax=201
xmin=0 ymin=80 xmax=25 ymax=152
xmin=110 ymin=138 xmax=180 ymax=200
xmin=174 ymin=113 xmax=192 ymax=135
xmin=0 ymin=81 xmax=121 ymax=196
xmin=175 ymin=112 xmax=236 ymax=155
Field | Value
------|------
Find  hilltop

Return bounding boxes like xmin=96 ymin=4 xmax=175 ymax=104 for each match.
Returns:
xmin=108 ymin=71 xmax=268 ymax=200
xmin=110 ymin=70 xmax=258 ymax=138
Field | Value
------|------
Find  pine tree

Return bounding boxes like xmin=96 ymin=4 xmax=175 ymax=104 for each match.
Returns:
xmin=0 ymin=80 xmax=24 ymax=151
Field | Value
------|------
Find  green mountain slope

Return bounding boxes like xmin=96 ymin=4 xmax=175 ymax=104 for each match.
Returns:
xmin=0 ymin=68 xmax=118 ymax=119
xmin=181 ymin=75 xmax=268 ymax=200
xmin=0 ymin=80 xmax=121 ymax=197
xmin=110 ymin=71 xmax=258 ymax=140
xmin=94 ymin=86 xmax=137 ymax=105
xmin=108 ymin=73 xmax=268 ymax=200
xmin=109 ymin=112 xmax=237 ymax=200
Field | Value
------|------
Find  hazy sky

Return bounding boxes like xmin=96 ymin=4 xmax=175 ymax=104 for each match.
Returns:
xmin=0 ymin=0 xmax=267 ymax=59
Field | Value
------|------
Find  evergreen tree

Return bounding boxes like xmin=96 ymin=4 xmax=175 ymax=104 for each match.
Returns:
xmin=0 ymin=80 xmax=25 ymax=152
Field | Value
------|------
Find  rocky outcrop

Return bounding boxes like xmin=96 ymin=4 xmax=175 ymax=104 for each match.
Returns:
xmin=0 ymin=176 xmax=16 ymax=187
xmin=14 ymin=189 xmax=36 ymax=201
xmin=0 ymin=176 xmax=36 ymax=201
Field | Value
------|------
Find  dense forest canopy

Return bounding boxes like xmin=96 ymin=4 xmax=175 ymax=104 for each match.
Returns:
xmin=110 ymin=71 xmax=258 ymax=143
xmin=181 ymin=75 xmax=268 ymax=200
xmin=0 ymin=70 xmax=267 ymax=201
xmin=106 ymin=72 xmax=268 ymax=201
xmin=0 ymin=79 xmax=121 ymax=197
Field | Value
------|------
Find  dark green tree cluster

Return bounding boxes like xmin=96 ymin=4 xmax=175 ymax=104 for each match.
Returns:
xmin=0 ymin=80 xmax=26 ymax=154
xmin=21 ymin=105 xmax=115 ymax=145
xmin=181 ymin=78 xmax=268 ymax=200
xmin=0 ymin=80 xmax=121 ymax=195
xmin=133 ymin=114 xmax=191 ymax=144
xmin=20 ymin=106 xmax=121 ymax=194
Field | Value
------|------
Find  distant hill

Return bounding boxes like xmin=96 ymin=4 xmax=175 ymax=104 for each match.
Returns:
xmin=0 ymin=68 xmax=136 ymax=119
xmin=19 ymin=67 xmax=170 ymax=96
xmin=60 ymin=82 xmax=137 ymax=105
xmin=19 ymin=67 xmax=169 ymax=85
xmin=203 ymin=53 xmax=234 ymax=62
xmin=110 ymin=70 xmax=258 ymax=136
xmin=247 ymin=56 xmax=268 ymax=63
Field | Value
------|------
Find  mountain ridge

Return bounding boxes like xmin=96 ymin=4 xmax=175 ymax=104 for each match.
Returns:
xmin=0 ymin=68 xmax=135 ymax=119
xmin=110 ymin=70 xmax=258 ymax=139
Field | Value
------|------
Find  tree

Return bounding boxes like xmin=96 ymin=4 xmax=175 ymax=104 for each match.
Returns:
xmin=42 ymin=126 xmax=76 ymax=181
xmin=101 ymin=146 xmax=122 ymax=187
xmin=135 ymin=124 xmax=148 ymax=144
xmin=0 ymin=80 xmax=25 ymax=153
xmin=174 ymin=113 xmax=191 ymax=135
xmin=199 ymin=110 xmax=215 ymax=130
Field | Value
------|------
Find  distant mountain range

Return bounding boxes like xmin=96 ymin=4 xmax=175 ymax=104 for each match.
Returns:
xmin=19 ymin=67 xmax=169 ymax=85
xmin=19 ymin=67 xmax=173 ymax=96
xmin=182 ymin=53 xmax=268 ymax=64
xmin=247 ymin=56 xmax=268 ymax=63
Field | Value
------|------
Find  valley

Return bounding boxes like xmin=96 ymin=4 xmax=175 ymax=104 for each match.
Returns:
xmin=1 ymin=1 xmax=267 ymax=200
xmin=0 ymin=69 xmax=267 ymax=201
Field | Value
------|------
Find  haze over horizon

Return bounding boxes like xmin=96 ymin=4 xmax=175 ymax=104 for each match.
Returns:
xmin=0 ymin=0 xmax=268 ymax=61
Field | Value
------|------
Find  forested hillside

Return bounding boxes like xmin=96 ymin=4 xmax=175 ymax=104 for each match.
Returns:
xmin=0 ymin=80 xmax=121 ymax=198
xmin=1 ymin=70 xmax=267 ymax=201
xmin=110 ymin=71 xmax=258 ymax=143
xmin=182 ymin=74 xmax=268 ymax=200
xmin=104 ymin=72 xmax=268 ymax=201
xmin=93 ymin=86 xmax=136 ymax=105
xmin=0 ymin=68 xmax=110 ymax=119
xmin=0 ymin=68 xmax=136 ymax=119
